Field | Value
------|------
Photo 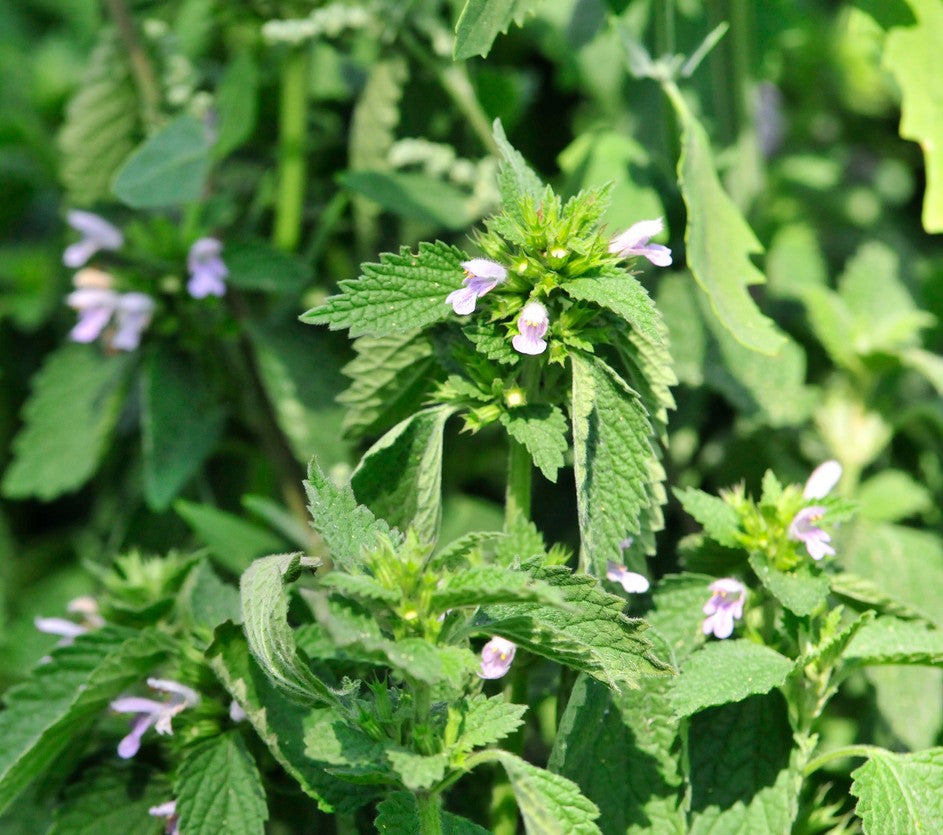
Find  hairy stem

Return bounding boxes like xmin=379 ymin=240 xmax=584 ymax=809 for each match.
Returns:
xmin=274 ymin=47 xmax=310 ymax=251
xmin=103 ymin=0 xmax=160 ymax=128
xmin=416 ymin=792 xmax=444 ymax=835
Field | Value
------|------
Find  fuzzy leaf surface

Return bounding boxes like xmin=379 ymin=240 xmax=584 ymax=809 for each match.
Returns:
xmin=500 ymin=405 xmax=568 ymax=482
xmin=844 ymin=617 xmax=943 ymax=666
xmin=375 ymin=792 xmax=490 ymax=834
xmin=430 ymin=566 xmax=565 ymax=611
xmin=455 ymin=695 xmax=528 ymax=753
xmin=674 ymin=488 xmax=742 ymax=548
xmin=850 ymin=748 xmax=943 ymax=834
xmin=749 ymin=552 xmax=829 ymax=616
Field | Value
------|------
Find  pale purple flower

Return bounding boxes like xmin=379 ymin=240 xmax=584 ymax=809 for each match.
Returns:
xmin=187 ymin=237 xmax=228 ymax=298
xmin=66 ymin=287 xmax=119 ymax=343
xmin=110 ymin=292 xmax=155 ymax=351
xmin=702 ymin=578 xmax=746 ymax=639
xmin=788 ymin=506 xmax=834 ymax=561
xmin=803 ymin=460 xmax=842 ymax=500
xmin=606 ymin=560 xmax=650 ymax=593
xmin=512 ymin=301 xmax=549 ymax=355
xmin=229 ymin=700 xmax=247 ymax=722
xmin=63 ymin=210 xmax=123 ymax=268
xmin=34 ymin=596 xmax=104 ymax=649
xmin=446 ymin=258 xmax=507 ymax=315
xmin=608 ymin=218 xmax=673 ymax=266
xmin=149 ymin=800 xmax=180 ymax=835
xmin=478 ymin=637 xmax=516 ymax=679
xmin=111 ymin=678 xmax=200 ymax=759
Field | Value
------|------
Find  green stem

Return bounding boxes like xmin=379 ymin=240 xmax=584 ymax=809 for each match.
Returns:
xmin=104 ymin=0 xmax=160 ymax=128
xmin=416 ymin=792 xmax=444 ymax=834
xmin=274 ymin=46 xmax=310 ymax=251
xmin=505 ymin=439 xmax=532 ymax=527
xmin=803 ymin=744 xmax=882 ymax=777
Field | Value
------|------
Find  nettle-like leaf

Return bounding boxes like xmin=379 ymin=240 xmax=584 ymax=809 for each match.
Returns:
xmin=666 ymin=87 xmax=786 ymax=356
xmin=571 ymin=351 xmax=665 ymax=572
xmin=843 ymin=617 xmax=943 ymax=666
xmin=351 ymin=406 xmax=454 ymax=545
xmin=669 ymin=640 xmax=794 ymax=718
xmin=375 ymin=792 xmax=490 ymax=834
xmin=301 ymin=709 xmax=392 ymax=783
xmin=491 ymin=751 xmax=602 ymax=835
xmin=339 ymin=331 xmax=442 ymax=438
xmin=175 ymin=731 xmax=267 ymax=835
xmin=493 ymin=118 xmax=544 ymax=223
xmin=301 ymin=242 xmax=467 ymax=336
xmin=240 ymin=553 xmax=337 ymax=706
xmin=748 ymin=552 xmax=829 ymax=616
xmin=499 ymin=405 xmax=568 ymax=482
xmin=2 ymin=344 xmax=134 ymax=501
xmin=851 ymin=748 xmax=943 ymax=833
xmin=0 ymin=627 xmax=172 ymax=814
xmin=645 ymin=573 xmax=715 ymax=663
xmin=430 ymin=565 xmax=565 ymax=611
xmin=454 ymin=694 xmax=528 ymax=753
xmin=453 ymin=0 xmax=542 ymax=59
xmin=829 ymin=572 xmax=927 ymax=621
xmin=674 ymin=487 xmax=742 ymax=548
xmin=385 ymin=749 xmax=449 ymax=791
xmin=475 ymin=564 xmax=671 ymax=688
xmin=304 ymin=459 xmax=399 ymax=573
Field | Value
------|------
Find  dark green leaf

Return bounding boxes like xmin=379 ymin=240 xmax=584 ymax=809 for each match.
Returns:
xmin=214 ymin=53 xmax=258 ymax=159
xmin=748 ymin=552 xmax=829 ymax=616
xmin=499 ymin=405 xmax=568 ymax=482
xmin=225 ymin=241 xmax=310 ymax=293
xmin=340 ymin=170 xmax=476 ymax=229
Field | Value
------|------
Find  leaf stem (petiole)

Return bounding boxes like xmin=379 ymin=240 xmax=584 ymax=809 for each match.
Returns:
xmin=802 ymin=744 xmax=882 ymax=776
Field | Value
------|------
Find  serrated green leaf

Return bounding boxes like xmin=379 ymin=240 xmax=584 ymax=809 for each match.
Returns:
xmin=499 ymin=405 xmax=568 ymax=482
xmin=430 ymin=566 xmax=564 ymax=611
xmin=50 ymin=761 xmax=170 ymax=835
xmin=141 ymin=348 xmax=225 ymax=511
xmin=883 ymin=0 xmax=943 ymax=232
xmin=318 ymin=572 xmax=398 ymax=605
xmin=550 ymin=671 xmax=685 ymax=835
xmin=385 ymin=749 xmax=449 ymax=790
xmin=339 ymin=331 xmax=441 ymax=437
xmin=463 ymin=321 xmax=520 ymax=365
xmin=646 ymin=573 xmax=715 ymax=663
xmin=375 ymin=792 xmax=491 ymax=834
xmin=490 ymin=751 xmax=601 ymax=835
xmin=844 ymin=617 xmax=943 ymax=666
xmin=492 ymin=119 xmax=543 ymax=216
xmin=829 ymin=572 xmax=927 ymax=621
xmin=453 ymin=0 xmax=542 ymax=59
xmin=112 ymin=114 xmax=211 ymax=208
xmin=748 ymin=552 xmax=829 ymax=616
xmin=181 ymin=560 xmax=241 ymax=637
xmin=0 ymin=627 xmax=172 ymax=814
xmin=674 ymin=487 xmax=742 ymax=548
xmin=214 ymin=52 xmax=258 ymax=159
xmin=476 ymin=564 xmax=672 ymax=688
xmin=175 ymin=732 xmax=267 ymax=835
xmin=851 ymin=748 xmax=943 ymax=833
xmin=351 ymin=406 xmax=453 ymax=545
xmin=302 ymin=709 xmax=390 ymax=781
xmin=207 ymin=623 xmax=374 ymax=812
xmin=571 ymin=351 xmax=665 ymax=571
xmin=340 ymin=170 xmax=476 ymax=229
xmin=455 ymin=695 xmax=527 ymax=753
xmin=670 ymin=640 xmax=794 ymax=717
xmin=175 ymin=500 xmax=288 ymax=576
xmin=2 ymin=344 xmax=133 ymax=500
xmin=668 ymin=90 xmax=786 ymax=355
xmin=687 ymin=691 xmax=802 ymax=834
xmin=240 ymin=554 xmax=337 ymax=706
xmin=302 ymin=242 xmax=467 ymax=336
xmin=304 ymin=459 xmax=399 ymax=572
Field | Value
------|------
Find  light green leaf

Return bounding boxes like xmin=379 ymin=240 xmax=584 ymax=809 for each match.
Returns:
xmin=851 ymin=748 xmax=943 ymax=833
xmin=454 ymin=695 xmax=528 ymax=753
xmin=141 ymin=348 xmax=225 ymax=511
xmin=302 ymin=709 xmax=391 ymax=781
xmin=748 ymin=552 xmax=829 ymax=616
xmin=175 ymin=500 xmax=288 ymax=576
xmin=856 ymin=470 xmax=933 ymax=523
xmin=240 ymin=554 xmax=336 ymax=705
xmin=492 ymin=119 xmax=543 ymax=214
xmin=340 ymin=170 xmax=476 ymax=229
xmin=175 ymin=732 xmax=267 ymax=835
xmin=385 ymin=750 xmax=449 ymax=791
xmin=867 ymin=666 xmax=943 ymax=751
xmin=317 ymin=572 xmax=399 ymax=605
xmin=829 ymin=572 xmax=928 ymax=621
xmin=214 ymin=52 xmax=258 ymax=159
xmin=571 ymin=351 xmax=665 ymax=571
xmin=646 ymin=573 xmax=716 ymax=663
xmin=454 ymin=0 xmax=543 ymax=59
xmin=670 ymin=640 xmax=794 ymax=717
xmin=304 ymin=459 xmax=399 ymax=573
xmin=490 ymin=751 xmax=601 ymax=835
xmin=375 ymin=792 xmax=491 ymax=834
xmin=302 ymin=241 xmax=467 ymax=336
xmin=844 ymin=617 xmax=943 ymax=666
xmin=112 ymin=114 xmax=211 ymax=208
xmin=351 ymin=406 xmax=453 ymax=545
xmin=0 ymin=627 xmax=172 ymax=814
xmin=883 ymin=0 xmax=943 ymax=232
xmin=431 ymin=566 xmax=564 ymax=611
xmin=688 ymin=692 xmax=802 ymax=834
xmin=2 ymin=344 xmax=133 ymax=500
xmin=668 ymin=89 xmax=786 ymax=355
xmin=499 ymin=405 xmax=568 ymax=482
xmin=674 ymin=488 xmax=742 ymax=548
xmin=181 ymin=559 xmax=241 ymax=636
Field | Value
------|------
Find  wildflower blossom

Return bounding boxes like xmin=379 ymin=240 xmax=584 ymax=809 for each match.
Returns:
xmin=110 ymin=292 xmax=155 ymax=351
xmin=788 ymin=506 xmax=834 ymax=561
xmin=608 ymin=218 xmax=673 ymax=266
xmin=478 ymin=637 xmax=516 ymax=679
xmin=512 ymin=301 xmax=549 ymax=355
xmin=111 ymin=678 xmax=200 ymax=759
xmin=702 ymin=578 xmax=746 ymax=639
xmin=187 ymin=237 xmax=228 ymax=298
xmin=34 ymin=595 xmax=105 ymax=648
xmin=606 ymin=560 xmax=650 ymax=593
xmin=446 ymin=258 xmax=507 ymax=315
xmin=66 ymin=285 xmax=119 ymax=344
xmin=803 ymin=460 xmax=842 ymax=500
xmin=63 ymin=210 xmax=123 ymax=268
xmin=149 ymin=800 xmax=180 ymax=835
xmin=229 ymin=700 xmax=247 ymax=722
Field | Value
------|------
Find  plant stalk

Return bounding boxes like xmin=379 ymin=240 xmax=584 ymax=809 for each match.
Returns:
xmin=274 ymin=46 xmax=310 ymax=251
xmin=416 ymin=792 xmax=444 ymax=835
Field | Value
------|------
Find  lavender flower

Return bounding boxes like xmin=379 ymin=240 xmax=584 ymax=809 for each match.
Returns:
xmin=803 ymin=460 xmax=842 ymax=500
xmin=229 ymin=700 xmax=247 ymax=722
xmin=111 ymin=292 xmax=155 ymax=351
xmin=110 ymin=678 xmax=200 ymax=759
xmin=446 ymin=258 xmax=507 ymax=315
xmin=606 ymin=560 xmax=650 ymax=593
xmin=608 ymin=218 xmax=673 ymax=266
xmin=702 ymin=578 xmax=746 ymax=639
xmin=66 ymin=287 xmax=119 ymax=344
xmin=149 ymin=800 xmax=180 ymax=835
xmin=63 ymin=210 xmax=123 ymax=268
xmin=788 ymin=506 xmax=834 ymax=561
xmin=34 ymin=595 xmax=104 ymax=648
xmin=512 ymin=301 xmax=549 ymax=355
xmin=187 ymin=237 xmax=228 ymax=298
xmin=478 ymin=637 xmax=516 ymax=679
